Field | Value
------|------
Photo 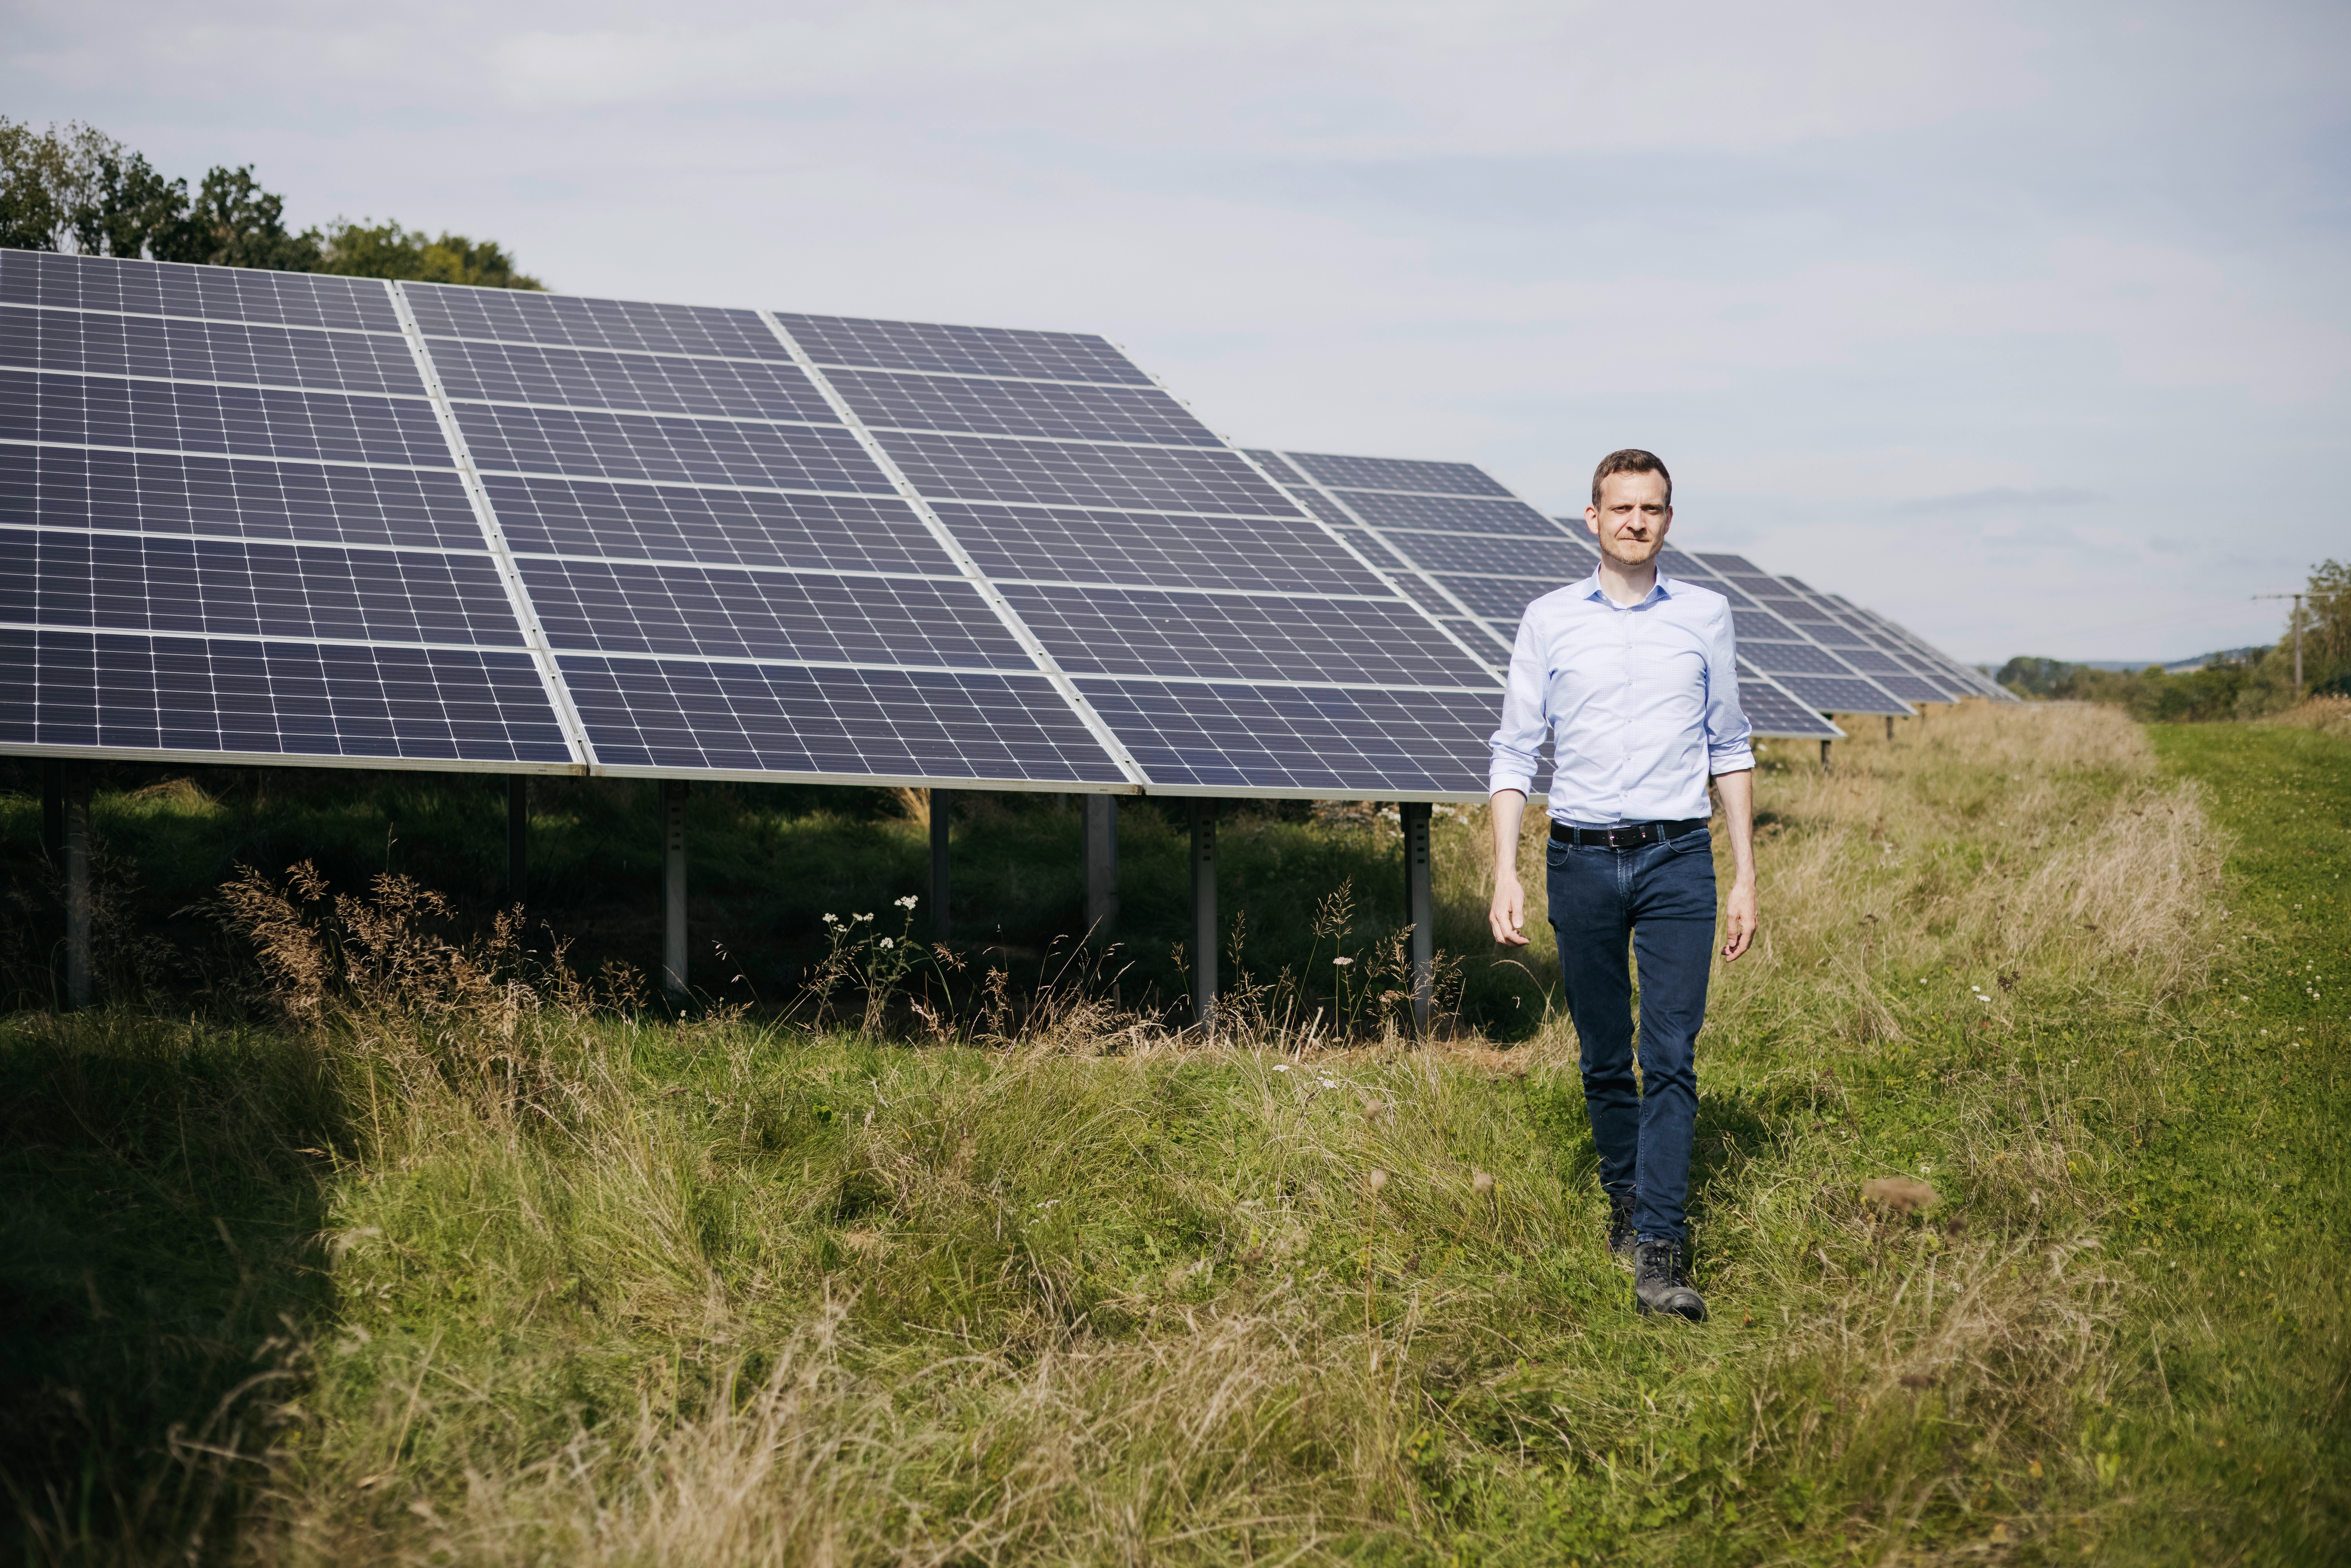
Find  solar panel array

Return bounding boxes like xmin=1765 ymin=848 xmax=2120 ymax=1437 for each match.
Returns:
xmin=2 ymin=248 xmax=2006 ymax=797
xmin=1641 ymin=547 xmax=1915 ymax=718
xmin=1255 ymin=451 xmax=1848 ymax=741
xmin=1 ymin=250 xmax=1510 ymax=798
xmin=1669 ymin=551 xmax=2008 ymax=706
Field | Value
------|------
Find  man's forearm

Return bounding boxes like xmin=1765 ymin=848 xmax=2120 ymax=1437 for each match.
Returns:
xmin=1491 ymin=789 xmax=1527 ymax=883
xmin=1714 ymin=768 xmax=1755 ymax=883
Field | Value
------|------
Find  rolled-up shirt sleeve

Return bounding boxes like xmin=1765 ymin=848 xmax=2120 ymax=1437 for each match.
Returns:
xmin=1488 ymin=613 xmax=1549 ymax=797
xmin=1701 ymin=600 xmax=1755 ymax=776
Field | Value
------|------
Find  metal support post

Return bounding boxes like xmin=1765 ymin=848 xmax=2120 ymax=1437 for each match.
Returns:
xmin=506 ymin=776 xmax=528 ymax=904
xmin=1082 ymin=794 xmax=1118 ymax=939
xmin=2255 ymin=590 xmax=2309 ymax=699
xmin=1820 ymin=738 xmax=1834 ymax=773
xmin=42 ymin=758 xmax=63 ymax=862
xmin=662 ymin=780 xmax=688 ymax=1003
xmin=929 ymin=788 xmax=953 ymax=943
xmin=1885 ymin=715 xmax=1895 ymax=744
xmin=2294 ymin=594 xmax=2306 ymax=697
xmin=64 ymin=768 xmax=91 ymax=1009
xmin=1188 ymin=799 xmax=1217 ymax=1031
xmin=1401 ymin=800 xmax=1433 ymax=1037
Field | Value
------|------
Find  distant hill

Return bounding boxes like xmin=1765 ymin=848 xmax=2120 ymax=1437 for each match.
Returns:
xmin=2066 ymin=647 xmax=2264 ymax=674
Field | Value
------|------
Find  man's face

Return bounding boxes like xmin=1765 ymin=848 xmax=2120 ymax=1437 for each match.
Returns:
xmin=1584 ymin=469 xmax=1672 ymax=569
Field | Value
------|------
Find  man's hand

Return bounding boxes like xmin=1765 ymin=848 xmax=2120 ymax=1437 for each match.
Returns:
xmin=1491 ymin=870 xmax=1530 ymax=947
xmin=1722 ymin=876 xmax=1757 ymax=961
xmin=1489 ymin=788 xmax=1532 ymax=946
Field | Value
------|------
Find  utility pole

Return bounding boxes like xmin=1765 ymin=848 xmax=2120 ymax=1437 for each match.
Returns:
xmin=2254 ymin=592 xmax=2307 ymax=698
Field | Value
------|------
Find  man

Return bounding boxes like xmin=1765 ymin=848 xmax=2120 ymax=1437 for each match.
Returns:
xmin=1488 ymin=449 xmax=1758 ymax=1323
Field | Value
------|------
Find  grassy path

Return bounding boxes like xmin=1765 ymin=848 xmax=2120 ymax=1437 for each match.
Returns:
xmin=2 ymin=707 xmax=2345 ymax=1565
xmin=2108 ymin=723 xmax=2351 ymax=1560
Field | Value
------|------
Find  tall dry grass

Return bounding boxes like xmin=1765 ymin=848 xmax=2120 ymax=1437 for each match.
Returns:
xmin=2258 ymin=693 xmax=2351 ymax=739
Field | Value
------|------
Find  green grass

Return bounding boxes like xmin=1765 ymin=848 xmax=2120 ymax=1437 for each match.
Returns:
xmin=1 ymin=708 xmax=2344 ymax=1564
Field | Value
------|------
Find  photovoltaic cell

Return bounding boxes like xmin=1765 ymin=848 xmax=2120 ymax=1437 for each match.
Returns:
xmin=455 ymin=402 xmax=894 ymax=492
xmin=426 ymin=337 xmax=837 ymax=423
xmin=486 ymin=476 xmax=950 ymax=575
xmin=1323 ymin=527 xmax=1412 ymax=574
xmin=560 ymin=657 xmax=1130 ymax=782
xmin=876 ymin=430 xmax=1294 ymax=514
xmin=1732 ymin=667 xmax=1842 ymax=739
xmin=1776 ymin=674 xmax=1905 ymax=713
xmin=1874 ymin=674 xmax=1951 ymax=703
xmin=519 ymin=560 xmax=1034 ymax=669
xmin=0 ymin=369 xmax=452 ymax=467
xmin=1445 ymin=617 xmax=1511 ymax=655
xmin=406 ymin=285 xmax=789 ymax=361
xmin=936 ymin=502 xmax=1389 ymax=596
xmin=0 ymin=447 xmax=484 ymax=550
xmin=0 ymin=628 xmax=568 ymax=762
xmin=777 ymin=313 xmax=1150 ymax=386
xmin=1078 ymin=678 xmax=1497 ymax=795
xmin=1002 ymin=584 xmax=1497 ymax=687
xmin=1334 ymin=489 xmax=1558 ymax=536
xmin=0 ymin=251 xmax=400 ymax=333
xmin=1283 ymin=452 xmax=1511 ymax=497
xmin=1833 ymin=647 xmax=1909 ymax=676
xmin=825 ymin=368 xmax=1221 ymax=447
xmin=1300 ymin=489 xmax=1362 ymax=530
xmin=0 ymin=528 xmax=521 ymax=646
xmin=1243 ymin=449 xmax=1302 ymax=480
xmin=1432 ymin=574 xmax=1549 ymax=620
xmin=1382 ymin=530 xmax=1592 ymax=580
xmin=1741 ymin=640 xmax=1860 ymax=678
xmin=1729 ymin=607 xmax=1804 ymax=641
xmin=0 ymin=306 xmax=426 ymax=396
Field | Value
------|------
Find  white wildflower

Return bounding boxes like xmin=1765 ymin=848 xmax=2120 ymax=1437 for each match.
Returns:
xmin=1333 ymin=956 xmax=1355 ymax=967
xmin=896 ymin=894 xmax=919 ymax=909
xmin=878 ymin=937 xmax=894 ymax=950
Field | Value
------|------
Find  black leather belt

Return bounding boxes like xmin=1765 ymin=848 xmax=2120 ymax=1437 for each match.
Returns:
xmin=1550 ymin=817 xmax=1708 ymax=848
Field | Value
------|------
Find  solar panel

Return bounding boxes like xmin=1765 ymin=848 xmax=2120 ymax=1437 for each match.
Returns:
xmin=1657 ymin=548 xmax=1915 ymax=717
xmin=757 ymin=318 xmax=1501 ymax=796
xmin=0 ymin=250 xmax=575 ymax=770
xmin=1281 ymin=452 xmax=1512 ymax=497
xmin=406 ymin=284 xmax=1134 ymax=789
xmin=1733 ymin=662 xmax=1844 ymax=739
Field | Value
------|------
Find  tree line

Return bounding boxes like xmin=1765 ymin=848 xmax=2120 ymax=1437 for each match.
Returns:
xmin=0 ymin=118 xmax=541 ymax=290
xmin=1998 ymin=558 xmax=2351 ymax=717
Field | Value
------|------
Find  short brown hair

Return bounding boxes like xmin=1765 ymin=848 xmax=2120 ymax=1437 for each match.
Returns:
xmin=1591 ymin=449 xmax=1672 ymax=507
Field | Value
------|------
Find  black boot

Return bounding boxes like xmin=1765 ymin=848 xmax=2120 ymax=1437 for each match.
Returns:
xmin=1606 ymin=1193 xmax=1637 ymax=1268
xmin=1633 ymin=1240 xmax=1706 ymax=1322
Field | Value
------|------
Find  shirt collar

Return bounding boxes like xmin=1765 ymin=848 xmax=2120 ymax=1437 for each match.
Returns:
xmin=1578 ymin=569 xmax=1675 ymax=610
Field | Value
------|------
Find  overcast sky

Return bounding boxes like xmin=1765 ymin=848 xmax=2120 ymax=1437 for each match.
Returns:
xmin=8 ymin=0 xmax=2345 ymax=662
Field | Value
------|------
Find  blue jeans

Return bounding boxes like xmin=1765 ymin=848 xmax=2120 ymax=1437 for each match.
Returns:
xmin=1545 ymin=825 xmax=1717 ymax=1246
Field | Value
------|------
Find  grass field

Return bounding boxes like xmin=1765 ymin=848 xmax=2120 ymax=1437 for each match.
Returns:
xmin=2 ymin=701 xmax=2345 ymax=1565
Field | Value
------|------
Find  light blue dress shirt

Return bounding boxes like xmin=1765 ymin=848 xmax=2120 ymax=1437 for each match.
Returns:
xmin=1488 ymin=570 xmax=1755 ymax=826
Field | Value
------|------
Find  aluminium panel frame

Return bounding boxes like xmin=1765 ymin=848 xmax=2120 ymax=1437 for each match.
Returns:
xmin=391 ymin=279 xmax=598 ymax=766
